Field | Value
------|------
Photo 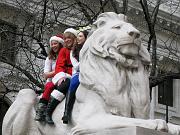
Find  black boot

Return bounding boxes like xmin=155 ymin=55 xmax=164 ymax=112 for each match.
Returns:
xmin=35 ymin=98 xmax=48 ymax=121
xmin=45 ymin=97 xmax=60 ymax=124
xmin=35 ymin=102 xmax=47 ymax=121
xmin=62 ymin=91 xmax=75 ymax=124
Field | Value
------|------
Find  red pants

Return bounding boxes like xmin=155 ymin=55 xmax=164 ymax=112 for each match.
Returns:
xmin=42 ymin=82 xmax=55 ymax=101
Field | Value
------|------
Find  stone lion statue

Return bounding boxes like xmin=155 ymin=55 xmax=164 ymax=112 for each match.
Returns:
xmin=2 ymin=12 xmax=180 ymax=135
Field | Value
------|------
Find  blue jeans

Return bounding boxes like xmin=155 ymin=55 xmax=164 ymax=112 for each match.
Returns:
xmin=68 ymin=73 xmax=80 ymax=93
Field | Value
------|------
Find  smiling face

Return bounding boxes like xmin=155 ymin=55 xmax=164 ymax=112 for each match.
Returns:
xmin=64 ymin=32 xmax=77 ymax=49
xmin=50 ymin=40 xmax=61 ymax=53
xmin=77 ymin=32 xmax=86 ymax=45
xmin=64 ymin=37 xmax=74 ymax=49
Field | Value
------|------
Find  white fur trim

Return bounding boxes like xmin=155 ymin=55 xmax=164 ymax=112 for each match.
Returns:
xmin=52 ymin=72 xmax=71 ymax=85
xmin=51 ymin=90 xmax=65 ymax=101
xmin=64 ymin=28 xmax=78 ymax=37
xmin=70 ymin=51 xmax=79 ymax=74
xmin=49 ymin=36 xmax=64 ymax=45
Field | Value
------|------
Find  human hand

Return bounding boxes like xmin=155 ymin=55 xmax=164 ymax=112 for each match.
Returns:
xmin=43 ymin=70 xmax=55 ymax=80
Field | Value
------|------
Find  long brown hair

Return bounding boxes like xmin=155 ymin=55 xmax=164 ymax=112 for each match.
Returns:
xmin=48 ymin=43 xmax=63 ymax=60
xmin=72 ymin=30 xmax=88 ymax=61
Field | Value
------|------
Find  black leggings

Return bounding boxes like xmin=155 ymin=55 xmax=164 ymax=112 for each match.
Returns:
xmin=55 ymin=78 xmax=70 ymax=95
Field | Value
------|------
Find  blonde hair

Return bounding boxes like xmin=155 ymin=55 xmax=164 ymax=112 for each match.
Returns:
xmin=63 ymin=32 xmax=77 ymax=48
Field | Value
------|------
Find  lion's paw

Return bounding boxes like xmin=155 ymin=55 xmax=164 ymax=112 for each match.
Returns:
xmin=155 ymin=119 xmax=168 ymax=132
xmin=71 ymin=125 xmax=92 ymax=135
xmin=167 ymin=123 xmax=180 ymax=135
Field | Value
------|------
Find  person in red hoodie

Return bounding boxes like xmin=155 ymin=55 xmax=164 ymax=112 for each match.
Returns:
xmin=45 ymin=28 xmax=78 ymax=124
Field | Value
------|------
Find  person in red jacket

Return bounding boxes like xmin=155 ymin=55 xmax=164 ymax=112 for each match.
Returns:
xmin=45 ymin=28 xmax=78 ymax=124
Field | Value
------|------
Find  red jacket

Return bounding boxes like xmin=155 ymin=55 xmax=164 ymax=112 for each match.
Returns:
xmin=55 ymin=47 xmax=72 ymax=75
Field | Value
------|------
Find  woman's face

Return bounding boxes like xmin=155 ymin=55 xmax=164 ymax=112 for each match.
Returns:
xmin=77 ymin=32 xmax=86 ymax=45
xmin=50 ymin=40 xmax=61 ymax=53
xmin=64 ymin=36 xmax=75 ymax=49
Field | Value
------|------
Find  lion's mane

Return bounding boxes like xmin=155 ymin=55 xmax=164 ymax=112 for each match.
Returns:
xmin=79 ymin=12 xmax=151 ymax=117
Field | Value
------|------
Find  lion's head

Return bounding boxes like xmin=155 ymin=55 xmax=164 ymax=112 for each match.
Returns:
xmin=79 ymin=12 xmax=150 ymax=97
xmin=81 ymin=12 xmax=150 ymax=66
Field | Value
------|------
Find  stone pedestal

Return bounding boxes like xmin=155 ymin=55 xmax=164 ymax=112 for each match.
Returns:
xmin=88 ymin=127 xmax=171 ymax=135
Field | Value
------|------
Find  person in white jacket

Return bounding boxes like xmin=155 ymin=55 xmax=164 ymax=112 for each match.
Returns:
xmin=62 ymin=30 xmax=89 ymax=124
xmin=35 ymin=34 xmax=64 ymax=122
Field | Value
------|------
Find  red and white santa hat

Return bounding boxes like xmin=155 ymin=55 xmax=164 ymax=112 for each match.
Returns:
xmin=64 ymin=28 xmax=78 ymax=37
xmin=49 ymin=34 xmax=64 ymax=45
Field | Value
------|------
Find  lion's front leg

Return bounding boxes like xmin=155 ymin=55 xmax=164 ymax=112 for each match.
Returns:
xmin=127 ymin=63 xmax=150 ymax=119
xmin=71 ymin=87 xmax=168 ymax=135
xmin=71 ymin=113 xmax=168 ymax=135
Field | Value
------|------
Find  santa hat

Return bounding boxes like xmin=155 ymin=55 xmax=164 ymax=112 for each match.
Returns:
xmin=49 ymin=34 xmax=64 ymax=45
xmin=64 ymin=28 xmax=78 ymax=37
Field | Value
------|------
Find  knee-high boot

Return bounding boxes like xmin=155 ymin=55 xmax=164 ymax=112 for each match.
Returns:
xmin=62 ymin=90 xmax=75 ymax=124
xmin=46 ymin=90 xmax=65 ymax=124
xmin=35 ymin=102 xmax=47 ymax=121
xmin=35 ymin=99 xmax=48 ymax=121
xmin=45 ymin=97 xmax=60 ymax=124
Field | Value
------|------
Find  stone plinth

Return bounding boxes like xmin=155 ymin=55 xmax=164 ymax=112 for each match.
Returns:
xmin=88 ymin=127 xmax=171 ymax=135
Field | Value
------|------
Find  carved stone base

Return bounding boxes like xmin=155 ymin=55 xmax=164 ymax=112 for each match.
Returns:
xmin=88 ymin=127 xmax=171 ymax=135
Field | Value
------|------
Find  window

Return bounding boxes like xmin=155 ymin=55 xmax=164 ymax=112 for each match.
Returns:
xmin=0 ymin=20 xmax=17 ymax=63
xmin=158 ymin=78 xmax=173 ymax=107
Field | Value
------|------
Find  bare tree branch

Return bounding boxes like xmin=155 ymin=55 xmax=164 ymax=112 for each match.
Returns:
xmin=75 ymin=0 xmax=93 ymax=23
xmin=0 ymin=58 xmax=44 ymax=89
xmin=150 ymin=73 xmax=180 ymax=88
xmin=37 ymin=0 xmax=48 ymax=57
xmin=140 ymin=0 xmax=162 ymax=77
xmin=122 ymin=0 xmax=128 ymax=15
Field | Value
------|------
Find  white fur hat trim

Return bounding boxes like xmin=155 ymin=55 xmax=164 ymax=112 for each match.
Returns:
xmin=64 ymin=28 xmax=78 ymax=37
xmin=49 ymin=36 xmax=64 ymax=45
